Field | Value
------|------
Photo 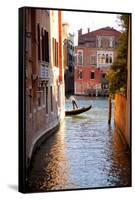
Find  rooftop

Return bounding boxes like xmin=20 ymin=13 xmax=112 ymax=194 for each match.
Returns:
xmin=79 ymin=26 xmax=121 ymax=37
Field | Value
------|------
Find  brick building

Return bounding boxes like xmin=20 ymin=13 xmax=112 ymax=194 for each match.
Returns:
xmin=74 ymin=26 xmax=121 ymax=96
xmin=25 ymin=8 xmax=65 ymax=167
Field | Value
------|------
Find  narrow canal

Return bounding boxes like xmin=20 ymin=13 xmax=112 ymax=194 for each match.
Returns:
xmin=27 ymin=97 xmax=131 ymax=192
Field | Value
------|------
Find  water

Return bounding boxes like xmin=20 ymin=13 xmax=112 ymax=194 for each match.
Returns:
xmin=27 ymin=97 xmax=131 ymax=192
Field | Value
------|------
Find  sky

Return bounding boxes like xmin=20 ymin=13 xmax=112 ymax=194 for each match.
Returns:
xmin=62 ymin=11 xmax=122 ymax=45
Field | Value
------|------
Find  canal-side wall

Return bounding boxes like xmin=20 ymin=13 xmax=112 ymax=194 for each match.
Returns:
xmin=26 ymin=111 xmax=63 ymax=168
xmin=114 ymin=93 xmax=130 ymax=147
xmin=25 ymin=9 xmax=65 ymax=169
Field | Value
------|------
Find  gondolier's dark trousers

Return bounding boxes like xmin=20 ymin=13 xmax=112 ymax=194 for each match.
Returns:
xmin=72 ymin=100 xmax=78 ymax=109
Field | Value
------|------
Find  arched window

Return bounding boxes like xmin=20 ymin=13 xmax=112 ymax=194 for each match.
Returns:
xmin=101 ymin=54 xmax=105 ymax=64
xmin=110 ymin=54 xmax=112 ymax=63
xmin=77 ymin=70 xmax=83 ymax=79
xmin=77 ymin=51 xmax=83 ymax=65
xmin=106 ymin=54 xmax=109 ymax=63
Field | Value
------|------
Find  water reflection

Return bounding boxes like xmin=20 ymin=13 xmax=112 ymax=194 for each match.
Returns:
xmin=27 ymin=97 xmax=131 ymax=192
xmin=27 ymin=121 xmax=72 ymax=192
xmin=108 ymin=130 xmax=131 ymax=186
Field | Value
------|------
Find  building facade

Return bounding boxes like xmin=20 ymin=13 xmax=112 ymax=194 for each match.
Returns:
xmin=25 ymin=8 xmax=65 ymax=167
xmin=63 ymin=31 xmax=75 ymax=95
xmin=74 ymin=27 xmax=121 ymax=96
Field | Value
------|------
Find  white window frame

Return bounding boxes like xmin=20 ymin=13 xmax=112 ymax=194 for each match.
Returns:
xmin=97 ymin=51 xmax=114 ymax=67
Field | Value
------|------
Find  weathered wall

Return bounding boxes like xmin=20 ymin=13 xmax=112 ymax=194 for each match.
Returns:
xmin=114 ymin=94 xmax=130 ymax=147
xmin=25 ymin=9 xmax=65 ymax=168
xmin=74 ymin=65 xmax=109 ymax=95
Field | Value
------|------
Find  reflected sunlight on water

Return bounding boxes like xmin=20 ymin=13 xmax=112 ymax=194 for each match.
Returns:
xmin=27 ymin=97 xmax=131 ymax=192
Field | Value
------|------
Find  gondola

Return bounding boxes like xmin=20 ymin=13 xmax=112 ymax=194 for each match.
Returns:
xmin=65 ymin=105 xmax=92 ymax=116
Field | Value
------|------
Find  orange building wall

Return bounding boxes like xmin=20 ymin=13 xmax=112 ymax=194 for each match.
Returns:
xmin=114 ymin=94 xmax=129 ymax=147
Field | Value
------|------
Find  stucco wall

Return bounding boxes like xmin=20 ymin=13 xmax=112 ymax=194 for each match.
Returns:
xmin=25 ymin=9 xmax=65 ymax=168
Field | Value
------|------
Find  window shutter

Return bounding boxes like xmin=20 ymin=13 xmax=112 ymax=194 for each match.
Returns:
xmin=37 ymin=24 xmax=41 ymax=60
xmin=46 ymin=31 xmax=49 ymax=62
xmin=41 ymin=27 xmax=44 ymax=61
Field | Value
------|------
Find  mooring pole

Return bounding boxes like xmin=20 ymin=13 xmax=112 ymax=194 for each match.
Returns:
xmin=108 ymin=96 xmax=112 ymax=125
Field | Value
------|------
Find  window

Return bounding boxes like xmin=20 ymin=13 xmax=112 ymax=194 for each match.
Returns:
xmin=45 ymin=31 xmax=49 ymax=62
xmin=97 ymin=51 xmax=113 ymax=65
xmin=39 ymin=27 xmax=49 ymax=62
xmin=106 ymin=54 xmax=109 ymax=63
xmin=37 ymin=24 xmax=41 ymax=60
xmin=101 ymin=54 xmax=105 ymax=64
xmin=41 ymin=28 xmax=44 ymax=61
xmin=90 ymin=72 xmax=95 ymax=79
xmin=77 ymin=51 xmax=83 ymax=65
xmin=37 ymin=92 xmax=41 ymax=107
xmin=90 ymin=55 xmax=96 ymax=65
xmin=80 ymin=71 xmax=83 ymax=79
xmin=110 ymin=54 xmax=112 ymax=63
xmin=77 ymin=70 xmax=83 ymax=79
xmin=52 ymin=38 xmax=58 ymax=66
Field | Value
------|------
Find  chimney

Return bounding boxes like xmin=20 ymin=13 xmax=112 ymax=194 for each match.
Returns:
xmin=78 ymin=28 xmax=82 ymax=36
xmin=78 ymin=28 xmax=82 ymax=45
xmin=88 ymin=28 xmax=90 ymax=33
xmin=62 ymin=22 xmax=69 ymax=40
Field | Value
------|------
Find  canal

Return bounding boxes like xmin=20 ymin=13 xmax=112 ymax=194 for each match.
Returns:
xmin=27 ymin=97 xmax=131 ymax=192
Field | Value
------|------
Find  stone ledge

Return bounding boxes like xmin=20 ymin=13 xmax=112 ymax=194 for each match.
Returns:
xmin=27 ymin=121 xmax=60 ymax=170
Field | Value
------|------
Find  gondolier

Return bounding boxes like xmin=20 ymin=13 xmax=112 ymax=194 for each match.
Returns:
xmin=70 ymin=96 xmax=78 ymax=109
